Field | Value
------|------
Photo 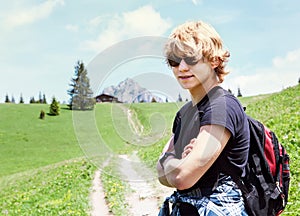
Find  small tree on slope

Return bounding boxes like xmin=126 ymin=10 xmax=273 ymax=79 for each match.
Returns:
xmin=49 ymin=97 xmax=60 ymax=116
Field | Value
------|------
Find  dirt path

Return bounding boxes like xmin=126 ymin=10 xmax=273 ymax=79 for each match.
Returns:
xmin=90 ymin=153 xmax=173 ymax=216
xmin=90 ymin=170 xmax=112 ymax=216
xmin=127 ymin=109 xmax=144 ymax=135
xmin=89 ymin=104 xmax=174 ymax=215
xmin=118 ymin=152 xmax=173 ymax=216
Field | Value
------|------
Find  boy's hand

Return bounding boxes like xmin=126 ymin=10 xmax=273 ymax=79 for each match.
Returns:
xmin=182 ymin=138 xmax=197 ymax=158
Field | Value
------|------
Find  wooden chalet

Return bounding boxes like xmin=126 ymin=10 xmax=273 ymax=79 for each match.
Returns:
xmin=95 ymin=94 xmax=122 ymax=103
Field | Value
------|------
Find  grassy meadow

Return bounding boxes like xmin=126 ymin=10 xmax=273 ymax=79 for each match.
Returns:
xmin=0 ymin=104 xmax=83 ymax=177
xmin=0 ymin=84 xmax=299 ymax=215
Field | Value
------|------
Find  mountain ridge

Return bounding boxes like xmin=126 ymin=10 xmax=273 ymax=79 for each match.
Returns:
xmin=102 ymin=78 xmax=163 ymax=103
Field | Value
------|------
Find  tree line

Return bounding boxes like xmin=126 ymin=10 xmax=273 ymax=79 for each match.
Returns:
xmin=10 ymin=59 xmax=298 ymax=110
xmin=3 ymin=92 xmax=47 ymax=104
xmin=3 ymin=60 xmax=95 ymax=109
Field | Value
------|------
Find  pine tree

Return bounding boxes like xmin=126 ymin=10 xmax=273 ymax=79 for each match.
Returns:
xmin=11 ymin=95 xmax=15 ymax=103
xmin=38 ymin=92 xmax=43 ymax=103
xmin=29 ymin=97 xmax=35 ymax=104
xmin=49 ymin=97 xmax=60 ymax=116
xmin=177 ymin=93 xmax=183 ymax=102
xmin=237 ymin=87 xmax=243 ymax=97
xmin=42 ymin=94 xmax=47 ymax=104
xmin=151 ymin=97 xmax=157 ymax=103
xmin=5 ymin=94 xmax=10 ymax=103
xmin=19 ymin=94 xmax=24 ymax=104
xmin=68 ymin=60 xmax=95 ymax=110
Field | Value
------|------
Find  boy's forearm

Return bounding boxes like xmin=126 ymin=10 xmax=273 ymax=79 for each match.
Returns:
xmin=156 ymin=159 xmax=174 ymax=187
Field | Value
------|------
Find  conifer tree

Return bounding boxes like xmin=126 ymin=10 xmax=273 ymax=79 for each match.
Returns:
xmin=177 ymin=93 xmax=183 ymax=102
xmin=5 ymin=94 xmax=10 ymax=103
xmin=11 ymin=95 xmax=15 ymax=103
xmin=38 ymin=92 xmax=43 ymax=103
xmin=42 ymin=94 xmax=47 ymax=104
xmin=68 ymin=60 xmax=95 ymax=110
xmin=49 ymin=97 xmax=60 ymax=116
xmin=237 ymin=87 xmax=243 ymax=97
xmin=30 ymin=97 xmax=35 ymax=104
xmin=19 ymin=94 xmax=24 ymax=104
xmin=151 ymin=97 xmax=157 ymax=103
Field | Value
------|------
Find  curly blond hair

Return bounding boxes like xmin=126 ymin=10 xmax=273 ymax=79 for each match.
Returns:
xmin=164 ymin=21 xmax=230 ymax=83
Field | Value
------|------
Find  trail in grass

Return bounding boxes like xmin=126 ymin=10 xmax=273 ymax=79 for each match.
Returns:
xmin=127 ymin=108 xmax=144 ymax=135
xmin=118 ymin=152 xmax=174 ymax=216
xmin=90 ymin=104 xmax=173 ymax=215
xmin=115 ymin=105 xmax=173 ymax=215
xmin=90 ymin=170 xmax=112 ymax=216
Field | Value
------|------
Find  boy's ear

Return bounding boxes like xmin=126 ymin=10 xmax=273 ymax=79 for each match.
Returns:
xmin=211 ymin=57 xmax=220 ymax=69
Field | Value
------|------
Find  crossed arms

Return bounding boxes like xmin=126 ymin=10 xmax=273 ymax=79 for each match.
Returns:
xmin=156 ymin=124 xmax=231 ymax=190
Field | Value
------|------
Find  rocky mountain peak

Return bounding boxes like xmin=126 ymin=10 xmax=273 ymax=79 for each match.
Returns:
xmin=102 ymin=78 xmax=162 ymax=103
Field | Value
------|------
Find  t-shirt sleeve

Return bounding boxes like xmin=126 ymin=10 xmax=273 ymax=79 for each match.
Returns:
xmin=199 ymin=94 xmax=249 ymax=177
xmin=199 ymin=95 xmax=244 ymax=137
xmin=172 ymin=111 xmax=180 ymax=134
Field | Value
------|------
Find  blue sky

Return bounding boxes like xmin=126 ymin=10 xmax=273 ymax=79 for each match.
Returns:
xmin=1 ymin=0 xmax=299 ymax=103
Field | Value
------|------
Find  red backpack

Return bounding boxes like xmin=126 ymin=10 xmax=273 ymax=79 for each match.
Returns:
xmin=233 ymin=116 xmax=290 ymax=216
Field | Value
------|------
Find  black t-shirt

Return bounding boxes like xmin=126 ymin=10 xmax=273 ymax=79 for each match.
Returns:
xmin=172 ymin=86 xmax=250 ymax=189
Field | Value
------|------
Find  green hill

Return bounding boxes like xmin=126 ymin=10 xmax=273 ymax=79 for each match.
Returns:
xmin=0 ymin=104 xmax=83 ymax=177
xmin=0 ymin=84 xmax=299 ymax=215
xmin=241 ymin=85 xmax=300 ymax=214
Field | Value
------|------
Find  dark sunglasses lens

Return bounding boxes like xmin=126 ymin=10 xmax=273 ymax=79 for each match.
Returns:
xmin=167 ymin=56 xmax=199 ymax=67
xmin=184 ymin=57 xmax=198 ymax=65
xmin=168 ymin=59 xmax=180 ymax=67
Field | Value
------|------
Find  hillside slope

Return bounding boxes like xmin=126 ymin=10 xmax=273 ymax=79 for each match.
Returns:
xmin=240 ymin=85 xmax=300 ymax=214
xmin=0 ymin=85 xmax=298 ymax=215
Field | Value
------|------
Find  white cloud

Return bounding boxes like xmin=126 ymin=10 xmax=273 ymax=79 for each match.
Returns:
xmin=65 ymin=24 xmax=79 ymax=32
xmin=223 ymin=49 xmax=300 ymax=96
xmin=88 ymin=15 xmax=106 ymax=28
xmin=192 ymin=0 xmax=203 ymax=5
xmin=81 ymin=5 xmax=172 ymax=53
xmin=3 ymin=0 xmax=64 ymax=29
xmin=272 ymin=49 xmax=300 ymax=67
xmin=208 ymin=14 xmax=236 ymax=24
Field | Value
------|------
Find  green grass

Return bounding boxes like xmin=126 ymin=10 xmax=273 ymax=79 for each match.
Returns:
xmin=101 ymin=160 xmax=130 ymax=216
xmin=0 ymin=158 xmax=95 ymax=216
xmin=130 ymin=102 xmax=181 ymax=168
xmin=0 ymin=85 xmax=299 ymax=215
xmin=94 ymin=103 xmax=134 ymax=153
xmin=240 ymin=85 xmax=300 ymax=214
xmin=0 ymin=104 xmax=83 ymax=177
xmin=129 ymin=102 xmax=182 ymax=134
xmin=237 ymin=93 xmax=273 ymax=107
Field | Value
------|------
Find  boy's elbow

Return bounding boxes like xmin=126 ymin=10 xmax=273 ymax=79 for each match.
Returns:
xmin=170 ymin=172 xmax=194 ymax=190
xmin=173 ymin=177 xmax=186 ymax=190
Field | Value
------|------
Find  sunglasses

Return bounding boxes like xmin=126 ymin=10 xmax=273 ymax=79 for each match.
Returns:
xmin=167 ymin=56 xmax=200 ymax=67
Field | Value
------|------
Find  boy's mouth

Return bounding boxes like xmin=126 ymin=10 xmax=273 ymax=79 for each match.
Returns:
xmin=179 ymin=75 xmax=194 ymax=79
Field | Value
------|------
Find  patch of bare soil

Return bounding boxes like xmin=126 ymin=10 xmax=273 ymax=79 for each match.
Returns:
xmin=89 ymin=104 xmax=173 ymax=215
xmin=90 ymin=170 xmax=113 ymax=216
xmin=118 ymin=152 xmax=174 ymax=216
